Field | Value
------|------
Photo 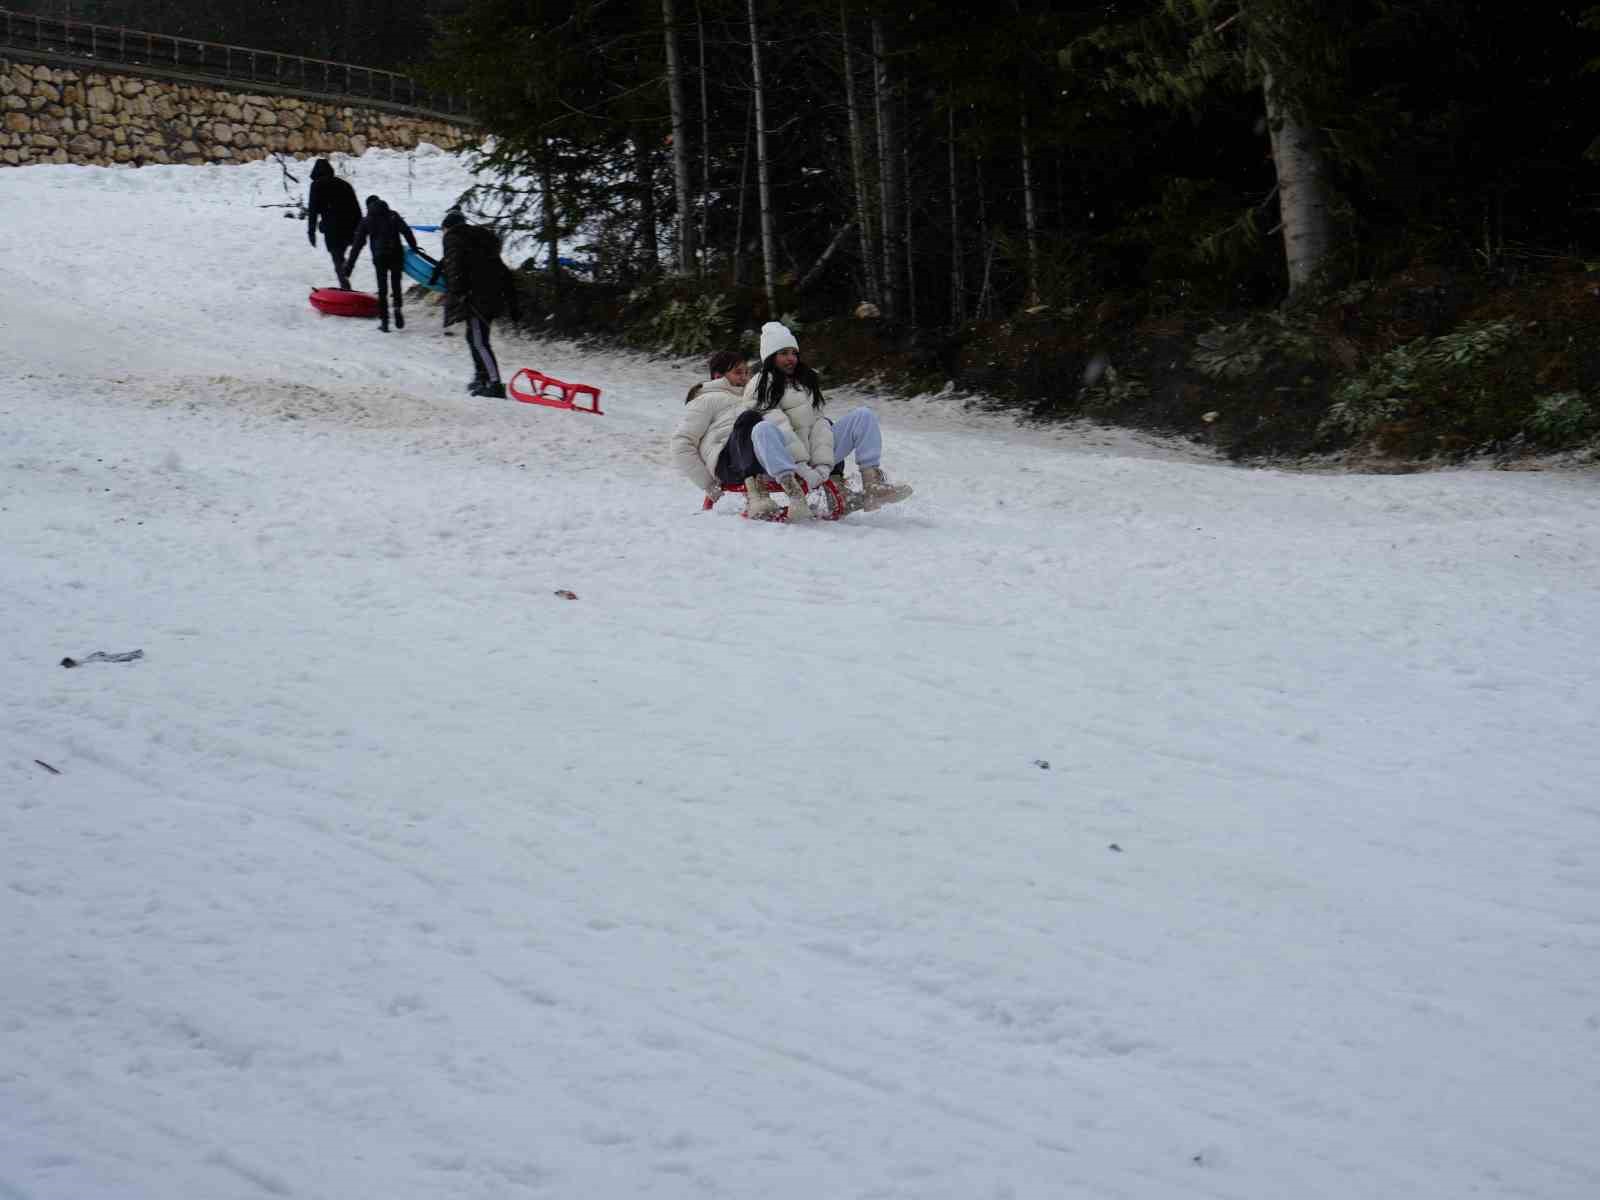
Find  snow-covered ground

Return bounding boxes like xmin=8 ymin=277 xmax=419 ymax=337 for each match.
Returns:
xmin=3 ymin=148 xmax=1599 ymax=1200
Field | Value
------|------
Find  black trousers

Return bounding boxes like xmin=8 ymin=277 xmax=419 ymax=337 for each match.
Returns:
xmin=714 ymin=410 xmax=765 ymax=486
xmin=465 ymin=311 xmax=500 ymax=383
xmin=326 ymin=236 xmax=352 ymax=289
xmin=371 ymin=255 xmax=404 ymax=322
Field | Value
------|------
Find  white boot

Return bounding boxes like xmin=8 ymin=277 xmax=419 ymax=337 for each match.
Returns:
xmin=777 ymin=472 xmax=814 ymax=522
xmin=860 ymin=465 xmax=913 ymax=510
xmin=743 ymin=475 xmax=781 ymax=520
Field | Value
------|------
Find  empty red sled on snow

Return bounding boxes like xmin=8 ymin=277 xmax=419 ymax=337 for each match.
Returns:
xmin=308 ymin=287 xmax=380 ymax=318
xmin=508 ymin=368 xmax=603 ymax=415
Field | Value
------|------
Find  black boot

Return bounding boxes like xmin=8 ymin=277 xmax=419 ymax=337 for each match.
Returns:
xmin=394 ymin=307 xmax=405 ymax=330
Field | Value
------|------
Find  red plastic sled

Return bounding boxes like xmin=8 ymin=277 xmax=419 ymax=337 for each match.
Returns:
xmin=309 ymin=287 xmax=380 ymax=318
xmin=703 ymin=477 xmax=847 ymax=522
xmin=508 ymin=368 xmax=603 ymax=415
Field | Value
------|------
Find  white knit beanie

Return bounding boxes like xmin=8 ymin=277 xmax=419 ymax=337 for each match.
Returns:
xmin=759 ymin=321 xmax=799 ymax=361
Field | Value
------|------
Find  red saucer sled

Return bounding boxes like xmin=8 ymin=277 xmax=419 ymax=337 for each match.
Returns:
xmin=704 ymin=476 xmax=848 ymax=522
xmin=308 ymin=287 xmax=380 ymax=318
xmin=508 ymin=368 xmax=603 ymax=415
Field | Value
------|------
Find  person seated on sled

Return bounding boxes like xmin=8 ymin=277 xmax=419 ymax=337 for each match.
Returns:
xmin=738 ymin=321 xmax=913 ymax=521
xmin=670 ymin=349 xmax=762 ymax=513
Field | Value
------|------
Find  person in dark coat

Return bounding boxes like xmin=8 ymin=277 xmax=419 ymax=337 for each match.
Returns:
xmin=343 ymin=195 xmax=419 ymax=333
xmin=429 ymin=210 xmax=522 ymax=397
xmin=305 ymin=159 xmax=361 ymax=290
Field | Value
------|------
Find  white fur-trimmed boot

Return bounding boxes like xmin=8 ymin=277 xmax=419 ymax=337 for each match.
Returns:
xmin=743 ymin=475 xmax=781 ymax=520
xmin=777 ymin=472 xmax=814 ymax=522
xmin=859 ymin=465 xmax=913 ymax=510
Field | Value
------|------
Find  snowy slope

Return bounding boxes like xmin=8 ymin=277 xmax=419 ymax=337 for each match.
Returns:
xmin=2 ymin=149 xmax=1599 ymax=1200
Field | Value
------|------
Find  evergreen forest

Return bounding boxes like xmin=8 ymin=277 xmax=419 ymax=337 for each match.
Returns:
xmin=18 ymin=0 xmax=1600 ymax=461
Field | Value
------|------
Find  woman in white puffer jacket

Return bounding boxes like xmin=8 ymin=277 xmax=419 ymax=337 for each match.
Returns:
xmin=741 ymin=321 xmax=912 ymax=522
xmin=670 ymin=349 xmax=810 ymax=518
xmin=671 ymin=349 xmax=749 ymax=496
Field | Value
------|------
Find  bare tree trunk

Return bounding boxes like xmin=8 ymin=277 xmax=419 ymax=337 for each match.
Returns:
xmin=696 ymin=0 xmax=710 ymax=277
xmin=977 ymin=239 xmax=997 ymax=320
xmin=539 ymin=133 xmax=560 ymax=288
xmin=747 ymin=0 xmax=778 ymax=310
xmin=872 ymin=16 xmax=903 ymax=319
xmin=798 ymin=221 xmax=856 ymax=292
xmin=633 ymin=127 xmax=660 ymax=277
xmin=949 ymin=103 xmax=964 ymax=325
xmin=341 ymin=0 xmax=360 ymax=61
xmin=842 ymin=2 xmax=880 ymax=306
xmin=733 ymin=95 xmax=751 ymax=285
xmin=1262 ymin=64 xmax=1332 ymax=299
xmin=1019 ymin=105 xmax=1041 ymax=305
xmin=975 ymin=148 xmax=993 ymax=319
xmin=1056 ymin=151 xmax=1065 ymax=230
xmin=903 ymin=135 xmax=916 ymax=323
xmin=662 ymin=0 xmax=696 ymax=274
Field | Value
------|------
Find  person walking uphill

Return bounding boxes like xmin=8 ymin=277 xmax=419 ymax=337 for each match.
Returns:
xmin=741 ymin=321 xmax=913 ymax=521
xmin=306 ymin=159 xmax=361 ymax=290
xmin=430 ymin=210 xmax=522 ymax=398
xmin=343 ymin=195 xmax=419 ymax=332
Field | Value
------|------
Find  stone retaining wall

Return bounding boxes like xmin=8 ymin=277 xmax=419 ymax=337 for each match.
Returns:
xmin=1 ymin=56 xmax=472 ymax=166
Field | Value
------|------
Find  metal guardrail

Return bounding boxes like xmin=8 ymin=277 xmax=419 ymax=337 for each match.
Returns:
xmin=0 ymin=6 xmax=469 ymax=120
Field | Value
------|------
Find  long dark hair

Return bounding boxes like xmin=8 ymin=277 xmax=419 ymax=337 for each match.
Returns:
xmin=751 ymin=354 xmax=825 ymax=413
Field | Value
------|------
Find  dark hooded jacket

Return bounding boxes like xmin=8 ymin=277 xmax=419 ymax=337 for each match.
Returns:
xmin=306 ymin=159 xmax=360 ymax=247
xmin=347 ymin=196 xmax=418 ymax=266
xmin=436 ymin=223 xmax=521 ymax=326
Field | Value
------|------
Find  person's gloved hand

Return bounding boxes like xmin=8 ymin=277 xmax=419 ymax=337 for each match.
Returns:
xmin=795 ymin=463 xmax=826 ymax=489
xmin=307 ymin=228 xmax=316 ymax=246
xmin=704 ymin=483 xmax=723 ymax=504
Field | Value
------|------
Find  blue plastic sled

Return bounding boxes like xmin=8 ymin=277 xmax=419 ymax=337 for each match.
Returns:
xmin=404 ymin=246 xmax=444 ymax=293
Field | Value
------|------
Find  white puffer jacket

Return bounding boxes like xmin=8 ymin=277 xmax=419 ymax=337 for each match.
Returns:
xmin=670 ymin=376 xmax=747 ymax=491
xmin=675 ymin=376 xmax=825 ymax=489
xmin=743 ymin=373 xmax=834 ymax=469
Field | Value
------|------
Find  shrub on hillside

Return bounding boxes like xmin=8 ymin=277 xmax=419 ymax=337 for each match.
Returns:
xmin=1320 ymin=319 xmax=1523 ymax=441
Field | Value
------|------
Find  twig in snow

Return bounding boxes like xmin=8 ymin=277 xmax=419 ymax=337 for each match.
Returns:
xmin=60 ymin=649 xmax=145 ymax=668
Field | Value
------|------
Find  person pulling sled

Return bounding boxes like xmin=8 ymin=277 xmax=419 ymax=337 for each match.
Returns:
xmin=430 ymin=210 xmax=522 ymax=398
xmin=343 ymin=194 xmax=419 ymax=332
